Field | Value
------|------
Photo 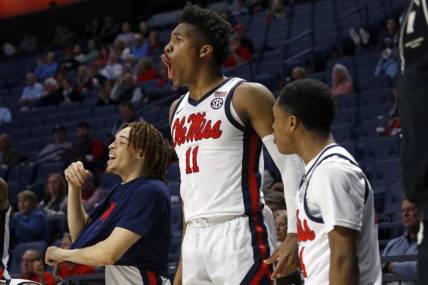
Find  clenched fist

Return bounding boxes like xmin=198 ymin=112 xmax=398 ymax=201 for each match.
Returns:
xmin=64 ymin=161 xmax=90 ymax=190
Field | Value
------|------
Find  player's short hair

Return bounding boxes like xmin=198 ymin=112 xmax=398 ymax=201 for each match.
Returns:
xmin=124 ymin=122 xmax=168 ymax=182
xmin=179 ymin=4 xmax=232 ymax=66
xmin=278 ymin=79 xmax=335 ymax=135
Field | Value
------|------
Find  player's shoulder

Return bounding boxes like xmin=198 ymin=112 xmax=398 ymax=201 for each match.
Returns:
xmin=134 ymin=179 xmax=169 ymax=199
xmin=234 ymin=81 xmax=274 ymax=100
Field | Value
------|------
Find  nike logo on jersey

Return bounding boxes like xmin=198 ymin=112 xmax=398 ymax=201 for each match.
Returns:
xmin=172 ymin=112 xmax=223 ymax=146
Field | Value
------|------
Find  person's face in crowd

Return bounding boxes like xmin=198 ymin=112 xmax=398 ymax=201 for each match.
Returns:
xmin=107 ymin=126 xmax=143 ymax=177
xmin=291 ymin=68 xmax=306 ymax=80
xmin=119 ymin=105 xmax=135 ymax=121
xmin=401 ymin=199 xmax=420 ymax=229
xmin=122 ymin=22 xmax=131 ymax=33
xmin=53 ymin=130 xmax=66 ymax=144
xmin=74 ymin=44 xmax=81 ymax=54
xmin=62 ymin=79 xmax=71 ymax=90
xmin=230 ymin=33 xmax=241 ymax=51
xmin=77 ymin=125 xmax=90 ymax=140
xmin=17 ymin=196 xmax=35 ymax=215
xmin=163 ymin=23 xmax=206 ymax=87
xmin=139 ymin=21 xmax=149 ymax=34
xmin=386 ymin=19 xmax=397 ymax=34
xmin=26 ymin=73 xmax=36 ymax=86
xmin=78 ymin=66 xmax=88 ymax=79
xmin=20 ymin=251 xmax=37 ymax=275
xmin=47 ymin=174 xmax=63 ymax=197
xmin=46 ymin=52 xmax=55 ymax=63
xmin=275 ymin=213 xmax=287 ymax=242
xmin=88 ymin=40 xmax=96 ymax=51
xmin=122 ymin=73 xmax=134 ymax=87
xmin=272 ymin=101 xmax=298 ymax=154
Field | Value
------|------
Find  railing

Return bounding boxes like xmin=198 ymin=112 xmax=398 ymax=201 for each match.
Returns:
xmin=337 ymin=5 xmax=369 ymax=52
xmin=280 ymin=29 xmax=314 ymax=76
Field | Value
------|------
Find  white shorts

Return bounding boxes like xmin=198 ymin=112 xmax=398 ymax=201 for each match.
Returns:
xmin=182 ymin=206 xmax=276 ymax=285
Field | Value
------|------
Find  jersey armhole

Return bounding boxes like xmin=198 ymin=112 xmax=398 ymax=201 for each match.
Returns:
xmin=225 ymin=80 xmax=246 ymax=131
xmin=169 ymin=94 xmax=185 ymax=126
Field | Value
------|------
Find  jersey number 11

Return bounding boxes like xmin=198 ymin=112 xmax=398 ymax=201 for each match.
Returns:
xmin=185 ymin=146 xmax=200 ymax=174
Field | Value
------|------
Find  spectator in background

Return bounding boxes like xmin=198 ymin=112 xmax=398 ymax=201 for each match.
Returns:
xmin=74 ymin=121 xmax=105 ymax=171
xmin=40 ymin=173 xmax=67 ymax=214
xmin=19 ymin=33 xmax=37 ymax=53
xmin=291 ymin=66 xmax=307 ymax=81
xmin=12 ymin=191 xmax=47 ymax=245
xmin=53 ymin=26 xmax=74 ymax=46
xmin=59 ymin=48 xmax=80 ymax=72
xmin=131 ymin=34 xmax=150 ymax=59
xmin=139 ymin=21 xmax=151 ymax=38
xmin=113 ymin=39 xmax=130 ymax=60
xmin=97 ymin=80 xmax=114 ymax=106
xmin=19 ymin=249 xmax=56 ymax=285
xmin=0 ymin=134 xmax=22 ymax=169
xmin=380 ymin=18 xmax=399 ymax=49
xmin=53 ymin=233 xmax=95 ymax=283
xmin=271 ymin=0 xmax=287 ymax=18
xmin=74 ymin=44 xmax=85 ymax=63
xmin=382 ymin=198 xmax=418 ymax=284
xmin=20 ymin=73 xmax=43 ymax=102
xmin=331 ymin=63 xmax=353 ymax=96
xmin=223 ymin=32 xmax=252 ymax=68
xmin=115 ymin=22 xmax=134 ymax=45
xmin=234 ymin=24 xmax=254 ymax=53
xmin=264 ymin=190 xmax=286 ymax=213
xmin=62 ymin=77 xmax=83 ymax=103
xmin=0 ymin=103 xmax=12 ymax=125
xmin=111 ymin=72 xmax=143 ymax=105
xmin=136 ymin=57 xmax=158 ymax=83
xmin=60 ymin=171 xmax=106 ymax=213
xmin=37 ymin=125 xmax=73 ymax=163
xmin=95 ymin=45 xmax=110 ymax=68
xmin=35 ymin=52 xmax=59 ymax=82
xmin=110 ymin=101 xmax=144 ymax=136
xmin=99 ymin=16 xmax=120 ymax=43
xmin=232 ymin=0 xmax=249 ymax=16
xmin=78 ymin=40 xmax=100 ymax=64
xmin=100 ymin=53 xmax=123 ymax=80
xmin=220 ymin=9 xmax=237 ymax=26
xmin=375 ymin=47 xmax=398 ymax=79
xmin=38 ymin=77 xmax=64 ymax=106
xmin=148 ymin=30 xmax=161 ymax=55
xmin=76 ymin=64 xmax=105 ymax=94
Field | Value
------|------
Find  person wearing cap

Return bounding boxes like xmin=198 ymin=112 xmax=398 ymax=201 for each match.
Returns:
xmin=37 ymin=125 xmax=73 ymax=163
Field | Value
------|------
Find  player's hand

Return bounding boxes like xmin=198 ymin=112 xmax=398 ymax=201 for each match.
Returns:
xmin=64 ymin=161 xmax=89 ymax=191
xmin=263 ymin=233 xmax=299 ymax=279
xmin=45 ymin=246 xmax=66 ymax=266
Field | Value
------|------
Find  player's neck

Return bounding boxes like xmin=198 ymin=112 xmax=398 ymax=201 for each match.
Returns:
xmin=298 ymin=133 xmax=335 ymax=165
xmin=187 ymin=68 xmax=225 ymax=102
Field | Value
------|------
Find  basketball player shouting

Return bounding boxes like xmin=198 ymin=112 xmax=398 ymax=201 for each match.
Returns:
xmin=163 ymin=5 xmax=304 ymax=285
xmin=269 ymin=79 xmax=381 ymax=284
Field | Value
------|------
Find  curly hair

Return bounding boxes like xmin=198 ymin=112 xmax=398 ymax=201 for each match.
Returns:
xmin=125 ymin=122 xmax=168 ymax=182
xmin=179 ymin=4 xmax=232 ymax=66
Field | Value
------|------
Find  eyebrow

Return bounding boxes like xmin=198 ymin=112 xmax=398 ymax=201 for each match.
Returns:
xmin=172 ymin=31 xmax=183 ymax=37
xmin=118 ymin=135 xmax=129 ymax=141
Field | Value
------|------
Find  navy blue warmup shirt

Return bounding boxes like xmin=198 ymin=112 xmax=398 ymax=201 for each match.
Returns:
xmin=71 ymin=176 xmax=171 ymax=283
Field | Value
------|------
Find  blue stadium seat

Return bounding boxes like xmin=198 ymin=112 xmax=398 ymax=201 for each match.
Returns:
xmin=381 ymin=181 xmax=404 ymax=221
xmin=358 ymin=118 xmax=388 ymax=140
xmin=34 ymin=162 xmax=64 ymax=184
xmin=360 ymin=89 xmax=392 ymax=106
xmin=364 ymin=136 xmax=401 ymax=162
xmin=369 ymin=159 xmax=400 ymax=187
xmin=333 ymin=108 xmax=357 ymax=126
xmin=10 ymin=241 xmax=48 ymax=274
xmin=332 ymin=124 xmax=354 ymax=143
xmin=335 ymin=93 xmax=358 ymax=110
xmin=359 ymin=103 xmax=394 ymax=121
xmin=171 ymin=203 xmax=182 ymax=236
xmin=46 ymin=213 xmax=67 ymax=243
xmin=169 ymin=182 xmax=180 ymax=197
xmin=7 ymin=164 xmax=36 ymax=187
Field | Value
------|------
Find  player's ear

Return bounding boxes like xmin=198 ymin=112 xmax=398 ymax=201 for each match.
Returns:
xmin=199 ymin=44 xmax=214 ymax=59
xmin=289 ymin=115 xmax=298 ymax=132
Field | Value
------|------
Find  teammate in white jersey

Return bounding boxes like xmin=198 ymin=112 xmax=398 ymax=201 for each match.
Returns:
xmin=269 ymin=79 xmax=382 ymax=284
xmin=162 ymin=4 xmax=304 ymax=285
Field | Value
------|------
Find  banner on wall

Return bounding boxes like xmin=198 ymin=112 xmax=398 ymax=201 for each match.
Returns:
xmin=0 ymin=0 xmax=85 ymax=19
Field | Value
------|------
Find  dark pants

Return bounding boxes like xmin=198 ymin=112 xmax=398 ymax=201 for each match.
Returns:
xmin=418 ymin=219 xmax=428 ymax=284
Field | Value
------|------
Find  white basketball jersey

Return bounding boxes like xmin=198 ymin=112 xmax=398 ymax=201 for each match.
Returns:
xmin=296 ymin=144 xmax=382 ymax=285
xmin=171 ymin=77 xmax=265 ymax=222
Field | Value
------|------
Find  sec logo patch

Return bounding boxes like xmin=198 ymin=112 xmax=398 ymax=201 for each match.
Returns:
xmin=211 ymin=98 xmax=224 ymax=109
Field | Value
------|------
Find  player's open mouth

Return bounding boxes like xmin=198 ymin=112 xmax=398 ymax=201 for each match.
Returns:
xmin=108 ymin=153 xmax=116 ymax=165
xmin=161 ymin=54 xmax=173 ymax=80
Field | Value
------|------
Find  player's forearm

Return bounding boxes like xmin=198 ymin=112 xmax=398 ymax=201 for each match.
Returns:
xmin=63 ymin=240 xmax=116 ymax=266
xmin=67 ymin=186 xmax=89 ymax=241
xmin=329 ymin=252 xmax=359 ymax=285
